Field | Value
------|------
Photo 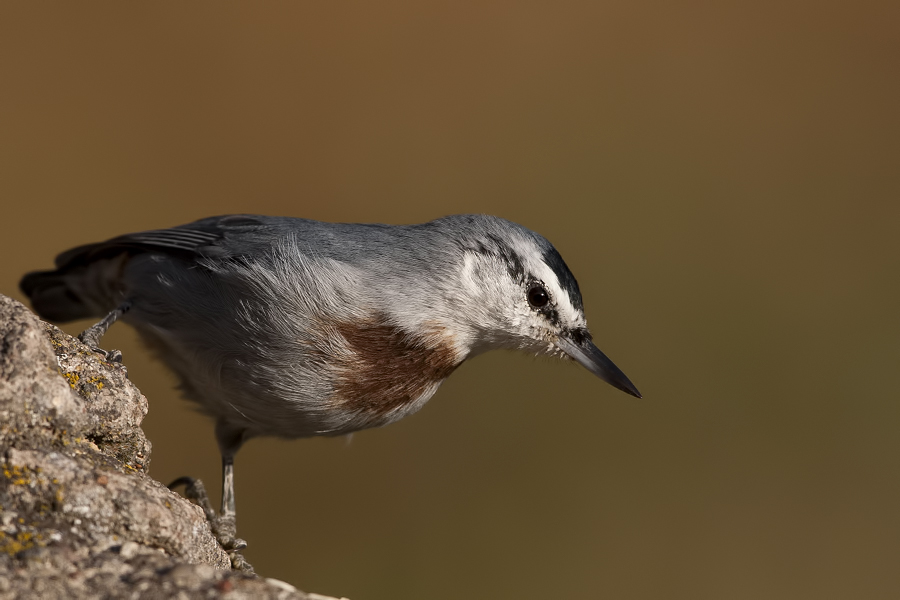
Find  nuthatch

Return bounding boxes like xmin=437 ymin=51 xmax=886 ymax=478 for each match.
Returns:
xmin=20 ymin=214 xmax=640 ymax=571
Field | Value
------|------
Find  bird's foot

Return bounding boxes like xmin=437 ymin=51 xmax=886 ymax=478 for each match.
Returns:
xmin=86 ymin=345 xmax=125 ymax=364
xmin=77 ymin=301 xmax=132 ymax=367
xmin=77 ymin=340 xmax=127 ymax=376
xmin=169 ymin=476 xmax=256 ymax=574
xmin=80 ymin=344 xmax=127 ymax=376
xmin=77 ymin=329 xmax=125 ymax=364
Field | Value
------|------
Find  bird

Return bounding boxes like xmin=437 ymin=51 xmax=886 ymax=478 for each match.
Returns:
xmin=20 ymin=213 xmax=641 ymax=571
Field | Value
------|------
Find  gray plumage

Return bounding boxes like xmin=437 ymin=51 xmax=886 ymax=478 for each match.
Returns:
xmin=20 ymin=213 xmax=640 ymax=570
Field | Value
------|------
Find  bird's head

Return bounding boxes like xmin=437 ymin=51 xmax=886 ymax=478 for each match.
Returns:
xmin=427 ymin=215 xmax=641 ymax=398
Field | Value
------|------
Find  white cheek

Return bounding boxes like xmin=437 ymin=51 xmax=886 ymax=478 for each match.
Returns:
xmin=459 ymin=254 xmax=482 ymax=297
xmin=457 ymin=253 xmax=518 ymax=337
xmin=509 ymin=299 xmax=533 ymax=329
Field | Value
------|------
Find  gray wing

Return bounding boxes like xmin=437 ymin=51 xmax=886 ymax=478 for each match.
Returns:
xmin=22 ymin=215 xmax=285 ymax=321
xmin=52 ymin=215 xmax=288 ymax=269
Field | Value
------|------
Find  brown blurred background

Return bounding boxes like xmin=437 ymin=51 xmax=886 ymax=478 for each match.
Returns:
xmin=1 ymin=2 xmax=899 ymax=598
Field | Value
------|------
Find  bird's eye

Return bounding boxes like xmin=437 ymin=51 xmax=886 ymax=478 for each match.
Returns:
xmin=527 ymin=284 xmax=550 ymax=308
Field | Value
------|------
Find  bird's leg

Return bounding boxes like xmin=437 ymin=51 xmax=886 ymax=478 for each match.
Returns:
xmin=77 ymin=300 xmax=132 ymax=363
xmin=169 ymin=457 xmax=255 ymax=574
xmin=219 ymin=456 xmax=254 ymax=572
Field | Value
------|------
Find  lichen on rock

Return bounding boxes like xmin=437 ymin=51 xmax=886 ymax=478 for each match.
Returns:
xmin=0 ymin=294 xmax=346 ymax=600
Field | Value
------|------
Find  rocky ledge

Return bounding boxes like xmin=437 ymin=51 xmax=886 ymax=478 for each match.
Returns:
xmin=0 ymin=294 xmax=345 ymax=600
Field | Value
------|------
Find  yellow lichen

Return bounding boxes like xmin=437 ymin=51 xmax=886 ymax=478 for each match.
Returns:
xmin=85 ymin=376 xmax=107 ymax=390
xmin=2 ymin=464 xmax=32 ymax=486
xmin=0 ymin=531 xmax=43 ymax=556
xmin=61 ymin=372 xmax=80 ymax=388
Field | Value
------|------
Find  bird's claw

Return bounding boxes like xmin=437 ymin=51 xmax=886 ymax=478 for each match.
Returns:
xmin=89 ymin=347 xmax=124 ymax=363
xmin=77 ymin=330 xmax=125 ymax=364
xmin=226 ymin=537 xmax=248 ymax=551
xmin=169 ymin=476 xmax=255 ymax=574
xmin=105 ymin=349 xmax=124 ymax=363
xmin=83 ymin=345 xmax=127 ymax=375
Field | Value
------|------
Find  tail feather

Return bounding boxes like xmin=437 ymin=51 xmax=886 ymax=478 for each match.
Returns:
xmin=20 ymin=270 xmax=94 ymax=322
xmin=21 ymin=218 xmax=232 ymax=323
xmin=20 ymin=243 xmax=131 ymax=323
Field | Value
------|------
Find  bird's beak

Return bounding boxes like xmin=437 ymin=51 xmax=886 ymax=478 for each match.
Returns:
xmin=556 ymin=332 xmax=642 ymax=398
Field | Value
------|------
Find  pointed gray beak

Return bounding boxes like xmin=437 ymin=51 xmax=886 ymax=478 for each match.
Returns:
xmin=556 ymin=332 xmax=642 ymax=398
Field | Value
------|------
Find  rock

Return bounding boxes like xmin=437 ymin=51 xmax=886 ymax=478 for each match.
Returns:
xmin=0 ymin=294 xmax=348 ymax=600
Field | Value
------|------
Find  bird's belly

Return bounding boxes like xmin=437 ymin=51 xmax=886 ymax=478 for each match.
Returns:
xmin=216 ymin=376 xmax=447 ymax=440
